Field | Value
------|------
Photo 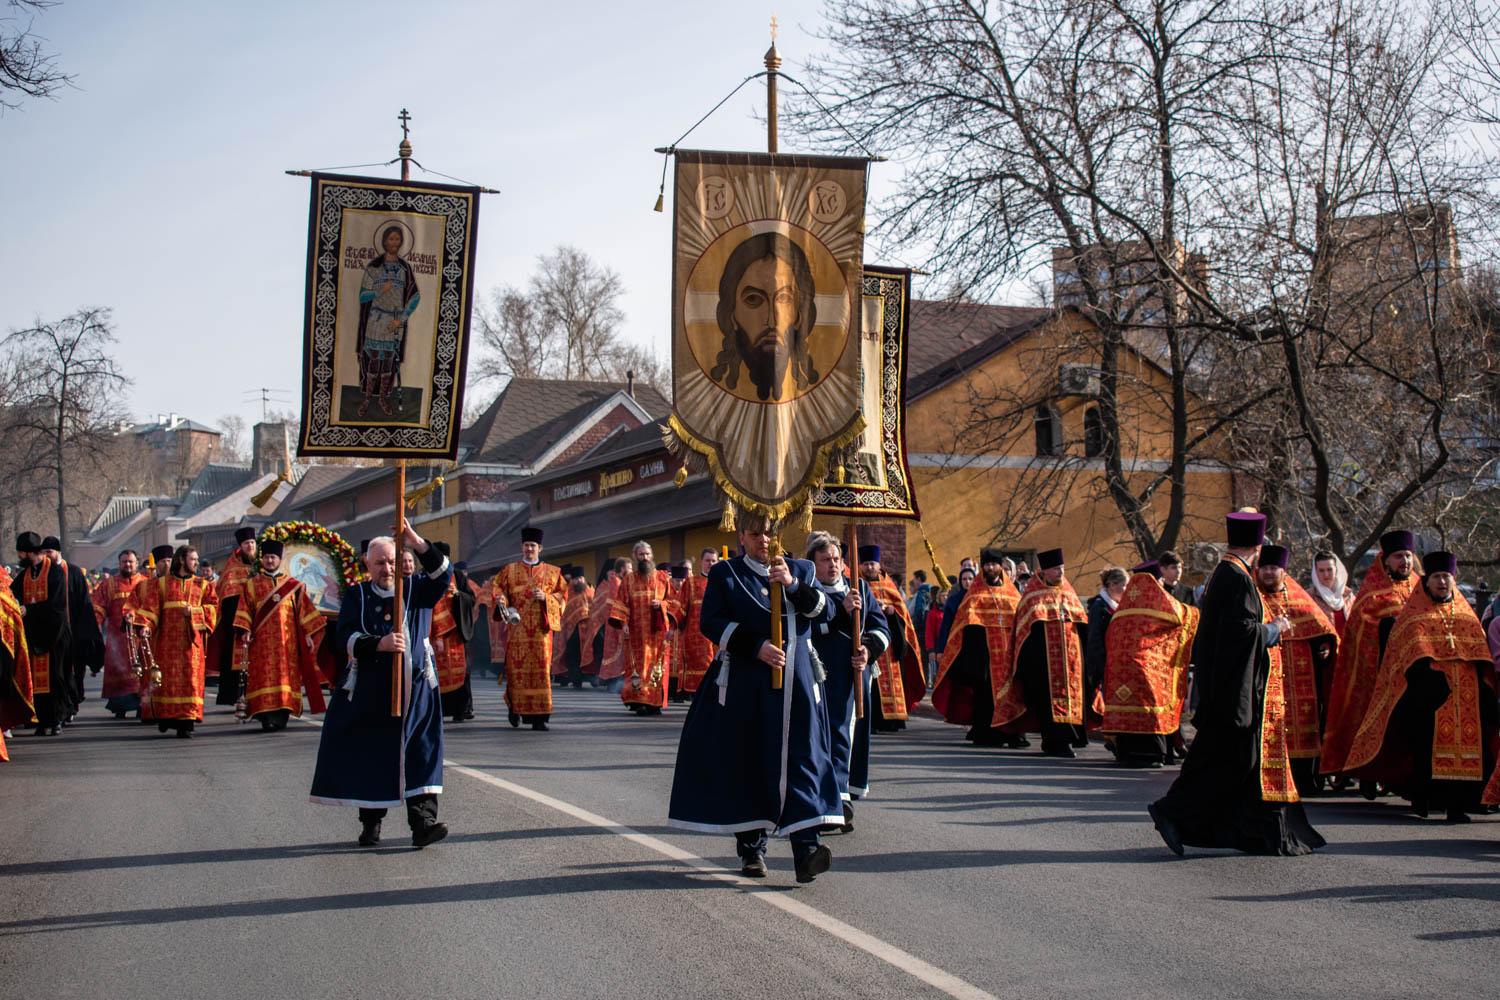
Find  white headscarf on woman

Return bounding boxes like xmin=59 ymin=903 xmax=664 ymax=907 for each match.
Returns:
xmin=1309 ymin=555 xmax=1350 ymax=613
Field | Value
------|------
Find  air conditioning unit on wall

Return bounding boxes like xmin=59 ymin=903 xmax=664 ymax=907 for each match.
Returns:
xmin=1187 ymin=542 xmax=1223 ymax=572
xmin=1057 ymin=364 xmax=1100 ymax=396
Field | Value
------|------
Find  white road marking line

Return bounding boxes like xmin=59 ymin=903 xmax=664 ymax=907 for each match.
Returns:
xmin=298 ymin=715 xmax=999 ymax=1000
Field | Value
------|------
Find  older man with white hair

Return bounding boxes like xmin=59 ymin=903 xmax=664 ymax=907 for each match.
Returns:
xmin=309 ymin=523 xmax=453 ymax=848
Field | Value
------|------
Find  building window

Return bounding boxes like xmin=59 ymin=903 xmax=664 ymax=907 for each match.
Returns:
xmin=1034 ymin=404 xmax=1062 ymax=457
xmin=1084 ymin=407 xmax=1105 ymax=457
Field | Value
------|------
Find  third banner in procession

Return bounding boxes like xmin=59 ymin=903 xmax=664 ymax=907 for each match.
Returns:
xmin=667 ymin=150 xmax=869 ymax=521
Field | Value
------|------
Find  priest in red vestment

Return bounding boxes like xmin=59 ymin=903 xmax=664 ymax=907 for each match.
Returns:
xmin=1100 ymin=563 xmax=1199 ymax=767
xmin=130 ymin=545 xmax=219 ymax=738
xmin=212 ymin=527 xmax=259 ymax=706
xmin=1321 ymin=530 xmax=1421 ymax=780
xmin=1345 ymin=552 xmax=1499 ymax=822
xmin=857 ymin=545 xmax=927 ymax=732
xmin=931 ymin=548 xmax=1023 ymax=746
xmin=233 ymin=539 xmax=327 ymax=731
xmin=91 ymin=549 xmax=146 ymax=718
xmin=996 ymin=548 xmax=1090 ymax=758
xmin=610 ymin=541 xmax=683 ymax=716
xmin=674 ymin=549 xmax=718 ymax=701
xmin=486 ymin=528 xmax=567 ymax=730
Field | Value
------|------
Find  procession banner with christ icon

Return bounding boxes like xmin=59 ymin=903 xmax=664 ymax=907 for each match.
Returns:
xmin=811 ymin=265 xmax=920 ymax=521
xmin=666 ymin=150 xmax=869 ymax=526
xmin=296 ymin=173 xmax=479 ymax=459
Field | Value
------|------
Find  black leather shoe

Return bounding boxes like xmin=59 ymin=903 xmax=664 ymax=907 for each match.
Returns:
xmin=840 ymin=801 xmax=854 ymax=834
xmin=412 ymin=822 xmax=449 ymax=848
xmin=740 ymin=854 xmax=767 ymax=878
xmin=1148 ymin=803 xmax=1185 ymax=857
xmin=358 ymin=822 xmax=381 ymax=846
xmin=531 ymin=720 xmax=549 ymax=731
xmin=508 ymin=711 xmax=519 ymax=728
xmin=794 ymin=845 xmax=832 ymax=883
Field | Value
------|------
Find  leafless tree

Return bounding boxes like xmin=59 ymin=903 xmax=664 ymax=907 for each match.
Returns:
xmin=471 ymin=246 xmax=667 ymax=395
xmin=2 ymin=307 xmax=130 ymax=548
xmin=217 ymin=413 xmax=247 ymax=463
xmin=798 ymin=0 xmax=1498 ymax=568
xmin=1 ymin=0 xmax=71 ymax=111
xmin=473 ymin=286 xmax=558 ymax=381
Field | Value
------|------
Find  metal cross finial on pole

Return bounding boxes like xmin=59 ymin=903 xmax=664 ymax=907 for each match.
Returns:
xmin=770 ymin=13 xmax=778 ymax=40
xmin=397 ymin=108 xmax=413 ymax=181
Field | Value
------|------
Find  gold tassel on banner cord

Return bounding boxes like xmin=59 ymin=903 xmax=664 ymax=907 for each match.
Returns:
xmin=250 ymin=473 xmax=288 ymax=509
xmin=404 ymin=476 xmax=443 ymax=509
xmin=917 ymin=521 xmax=952 ymax=591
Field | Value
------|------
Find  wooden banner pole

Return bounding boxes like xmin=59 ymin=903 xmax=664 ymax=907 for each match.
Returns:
xmin=848 ymin=523 xmax=865 ymax=719
xmin=391 ymin=459 xmax=406 ymax=717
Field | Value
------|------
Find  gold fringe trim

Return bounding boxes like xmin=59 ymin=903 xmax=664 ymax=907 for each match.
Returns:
xmin=665 ymin=412 xmax=866 ymax=532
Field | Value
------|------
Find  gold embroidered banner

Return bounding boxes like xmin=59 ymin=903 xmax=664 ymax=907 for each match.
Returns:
xmin=812 ymin=266 xmax=920 ymax=520
xmin=667 ymin=150 xmax=868 ymax=522
xmin=296 ymin=173 xmax=479 ymax=459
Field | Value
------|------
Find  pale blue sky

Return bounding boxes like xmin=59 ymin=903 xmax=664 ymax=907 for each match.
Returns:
xmin=2 ymin=0 xmax=931 ymax=436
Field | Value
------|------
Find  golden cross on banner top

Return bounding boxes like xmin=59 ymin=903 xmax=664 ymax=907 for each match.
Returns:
xmin=398 ymin=108 xmax=412 ymax=141
xmin=770 ymin=13 xmax=778 ymax=40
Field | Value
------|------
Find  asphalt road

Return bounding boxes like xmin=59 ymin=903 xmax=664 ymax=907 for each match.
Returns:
xmin=2 ymin=671 xmax=1497 ymax=999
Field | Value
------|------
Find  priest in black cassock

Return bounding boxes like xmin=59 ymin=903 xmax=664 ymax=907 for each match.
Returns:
xmin=668 ymin=512 xmax=842 ymax=883
xmin=12 ymin=532 xmax=72 ymax=736
xmin=1149 ymin=512 xmax=1326 ymax=856
xmin=45 ymin=536 xmax=103 ymax=720
xmin=806 ymin=531 xmax=889 ymax=831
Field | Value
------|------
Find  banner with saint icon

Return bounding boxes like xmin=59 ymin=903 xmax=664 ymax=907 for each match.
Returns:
xmin=811 ymin=266 xmax=920 ymax=521
xmin=666 ymin=150 xmax=869 ymax=526
xmin=296 ymin=173 xmax=479 ymax=459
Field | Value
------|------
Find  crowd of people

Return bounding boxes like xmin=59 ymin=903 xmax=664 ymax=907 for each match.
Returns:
xmin=5 ymin=510 xmax=1498 ymax=870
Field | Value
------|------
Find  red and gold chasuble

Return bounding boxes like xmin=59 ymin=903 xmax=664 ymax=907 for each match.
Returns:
xmin=1101 ymin=573 xmax=1200 ymax=735
xmin=551 ymin=589 xmax=593 ymax=678
xmin=866 ymin=573 xmax=927 ymax=718
xmin=996 ymin=576 xmax=1089 ymax=728
xmin=92 ymin=573 xmax=145 ymax=699
xmin=431 ymin=589 xmax=471 ymax=693
xmin=211 ymin=551 xmax=258 ymax=677
xmin=490 ymin=561 xmax=567 ymax=716
xmin=131 ymin=574 xmax=219 ymax=721
xmin=610 ymin=569 xmax=683 ymax=708
xmin=22 ymin=557 xmax=57 ymax=696
xmin=1320 ymin=562 xmax=1420 ymax=774
xmin=1345 ymin=589 xmax=1496 ymax=783
xmin=1260 ymin=578 xmax=1338 ymax=759
xmin=0 ymin=585 xmax=35 ymax=740
xmin=676 ymin=575 xmax=716 ymax=694
xmin=233 ymin=573 xmax=327 ymax=718
xmin=582 ymin=577 xmax=626 ymax=680
xmin=931 ymin=575 xmax=1020 ymax=725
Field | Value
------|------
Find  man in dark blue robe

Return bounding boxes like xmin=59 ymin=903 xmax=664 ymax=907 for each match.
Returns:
xmin=806 ymin=531 xmax=889 ymax=831
xmin=310 ymin=525 xmax=451 ymax=848
xmin=668 ymin=515 xmax=842 ymax=883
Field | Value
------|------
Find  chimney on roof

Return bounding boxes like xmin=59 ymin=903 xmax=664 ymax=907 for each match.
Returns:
xmin=251 ymin=421 xmax=291 ymax=479
xmin=626 ymin=370 xmax=635 ymax=398
xmin=167 ymin=412 xmax=180 ymax=429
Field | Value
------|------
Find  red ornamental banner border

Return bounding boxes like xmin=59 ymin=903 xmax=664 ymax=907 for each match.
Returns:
xmin=296 ymin=173 xmax=479 ymax=459
xmin=812 ymin=266 xmax=920 ymax=521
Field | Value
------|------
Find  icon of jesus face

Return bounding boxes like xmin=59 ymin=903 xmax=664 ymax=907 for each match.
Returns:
xmin=712 ymin=232 xmax=818 ymax=402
